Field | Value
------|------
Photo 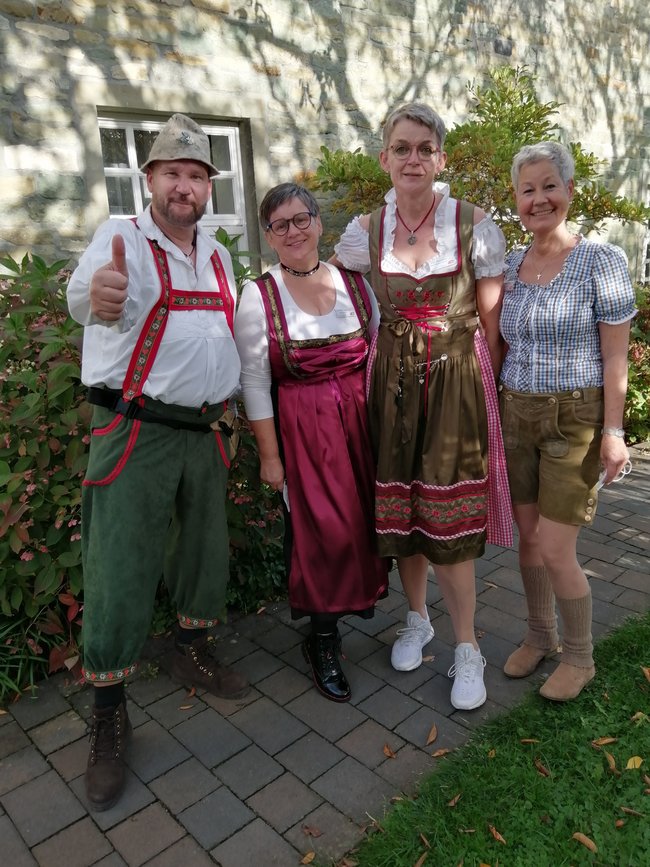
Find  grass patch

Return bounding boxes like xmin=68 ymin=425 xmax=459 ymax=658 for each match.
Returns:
xmin=345 ymin=613 xmax=650 ymax=867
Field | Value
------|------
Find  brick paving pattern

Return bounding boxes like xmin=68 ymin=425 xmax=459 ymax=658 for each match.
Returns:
xmin=1 ymin=448 xmax=648 ymax=866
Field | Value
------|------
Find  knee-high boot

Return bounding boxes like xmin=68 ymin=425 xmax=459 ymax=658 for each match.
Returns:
xmin=540 ymin=591 xmax=595 ymax=701
xmin=504 ymin=565 xmax=559 ymax=678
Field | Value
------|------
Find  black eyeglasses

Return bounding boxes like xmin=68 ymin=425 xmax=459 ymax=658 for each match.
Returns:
xmin=389 ymin=144 xmax=441 ymax=161
xmin=265 ymin=211 xmax=315 ymax=236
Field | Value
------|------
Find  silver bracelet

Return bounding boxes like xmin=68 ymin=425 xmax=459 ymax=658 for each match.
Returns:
xmin=602 ymin=427 xmax=625 ymax=438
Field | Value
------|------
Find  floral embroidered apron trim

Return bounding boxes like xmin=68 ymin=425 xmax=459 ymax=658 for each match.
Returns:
xmin=82 ymin=663 xmax=137 ymax=682
xmin=376 ymin=477 xmax=488 ymax=541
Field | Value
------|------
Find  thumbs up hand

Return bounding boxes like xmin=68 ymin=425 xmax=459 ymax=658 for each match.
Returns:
xmin=89 ymin=234 xmax=130 ymax=321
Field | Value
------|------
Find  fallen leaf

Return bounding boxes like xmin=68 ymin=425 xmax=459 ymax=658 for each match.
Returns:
xmin=591 ymin=736 xmax=617 ymax=747
xmin=615 ymin=819 xmax=625 ymax=828
xmin=301 ymin=853 xmax=315 ymax=865
xmin=644 ymin=774 xmax=650 ymax=786
xmin=383 ymin=743 xmax=397 ymax=759
xmin=620 ymin=806 xmax=644 ymax=817
xmin=520 ymin=738 xmax=539 ymax=744
xmin=641 ymin=666 xmax=650 ymax=683
xmin=256 ymin=606 xmax=266 ymax=615
xmin=458 ymin=828 xmax=476 ymax=833
xmin=426 ymin=724 xmax=438 ymax=745
xmin=186 ymin=686 xmax=196 ymax=698
xmin=487 ymin=748 xmax=496 ymax=759
xmin=390 ymin=795 xmax=404 ymax=803
xmin=630 ymin=711 xmax=648 ymax=723
xmin=419 ymin=832 xmax=430 ymax=848
xmin=626 ymin=756 xmax=644 ymax=769
xmin=572 ymin=832 xmax=597 ymax=853
xmin=534 ymin=757 xmax=550 ymax=777
xmin=488 ymin=824 xmax=506 ymax=844
xmin=302 ymin=825 xmax=323 ymax=838
xmin=484 ymin=581 xmax=498 ymax=589
xmin=422 ymin=654 xmax=435 ymax=662
xmin=644 ymin=789 xmax=650 ymax=795
xmin=432 ymin=748 xmax=451 ymax=758
xmin=0 ymin=708 xmax=7 ymax=716
xmin=413 ymin=853 xmax=428 ymax=867
xmin=476 ymin=630 xmax=485 ymax=639
xmin=604 ymin=751 xmax=621 ymax=775
xmin=178 ymin=704 xmax=194 ymax=710
xmin=447 ymin=792 xmax=462 ymax=807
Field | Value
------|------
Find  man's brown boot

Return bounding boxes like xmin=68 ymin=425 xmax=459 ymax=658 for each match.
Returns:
xmin=169 ymin=635 xmax=250 ymax=699
xmin=85 ymin=701 xmax=131 ymax=811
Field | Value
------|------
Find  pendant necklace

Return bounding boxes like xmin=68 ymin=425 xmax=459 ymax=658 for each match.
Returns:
xmin=159 ymin=226 xmax=197 ymax=258
xmin=395 ymin=197 xmax=437 ymax=246
xmin=280 ymin=261 xmax=320 ymax=278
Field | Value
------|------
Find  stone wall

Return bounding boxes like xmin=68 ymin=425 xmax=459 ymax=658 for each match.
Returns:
xmin=0 ymin=0 xmax=648 ymax=272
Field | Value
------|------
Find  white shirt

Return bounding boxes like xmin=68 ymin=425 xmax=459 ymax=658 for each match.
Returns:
xmin=67 ymin=206 xmax=240 ymax=407
xmin=334 ymin=182 xmax=505 ymax=279
xmin=235 ymin=262 xmax=380 ymax=420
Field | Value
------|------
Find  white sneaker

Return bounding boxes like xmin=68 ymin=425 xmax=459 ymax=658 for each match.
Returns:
xmin=390 ymin=611 xmax=434 ymax=672
xmin=449 ymin=643 xmax=487 ymax=710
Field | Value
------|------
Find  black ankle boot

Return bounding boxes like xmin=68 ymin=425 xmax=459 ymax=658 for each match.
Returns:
xmin=302 ymin=632 xmax=351 ymax=702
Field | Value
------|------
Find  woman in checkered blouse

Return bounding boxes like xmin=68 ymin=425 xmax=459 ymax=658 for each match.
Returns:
xmin=499 ymin=141 xmax=636 ymax=701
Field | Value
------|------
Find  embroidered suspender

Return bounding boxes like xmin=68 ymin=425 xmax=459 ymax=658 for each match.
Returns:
xmin=121 ymin=227 xmax=234 ymax=401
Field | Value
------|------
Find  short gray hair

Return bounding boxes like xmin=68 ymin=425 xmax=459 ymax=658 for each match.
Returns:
xmin=511 ymin=141 xmax=575 ymax=188
xmin=382 ymin=102 xmax=446 ymax=150
xmin=259 ymin=183 xmax=320 ymax=228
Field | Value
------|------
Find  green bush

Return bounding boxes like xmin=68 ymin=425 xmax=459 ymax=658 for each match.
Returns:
xmin=0 ymin=250 xmax=285 ymax=704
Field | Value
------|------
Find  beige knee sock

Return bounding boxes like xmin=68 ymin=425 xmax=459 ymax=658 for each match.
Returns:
xmin=521 ymin=565 xmax=559 ymax=651
xmin=556 ymin=592 xmax=594 ymax=668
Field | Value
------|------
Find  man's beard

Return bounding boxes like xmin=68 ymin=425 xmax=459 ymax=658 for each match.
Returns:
xmin=153 ymin=193 xmax=208 ymax=227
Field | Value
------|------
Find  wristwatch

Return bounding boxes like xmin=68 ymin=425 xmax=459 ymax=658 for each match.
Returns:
xmin=602 ymin=427 xmax=625 ymax=438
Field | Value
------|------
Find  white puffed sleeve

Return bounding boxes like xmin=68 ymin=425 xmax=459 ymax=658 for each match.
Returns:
xmin=234 ymin=281 xmax=274 ymax=421
xmin=333 ymin=217 xmax=372 ymax=272
xmin=472 ymin=216 xmax=506 ymax=279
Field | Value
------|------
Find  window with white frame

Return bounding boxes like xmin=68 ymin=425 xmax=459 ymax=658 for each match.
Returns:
xmin=97 ymin=116 xmax=249 ymax=249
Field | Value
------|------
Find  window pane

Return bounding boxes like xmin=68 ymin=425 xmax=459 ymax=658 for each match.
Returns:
xmin=212 ymin=178 xmax=235 ymax=214
xmin=210 ymin=136 xmax=232 ymax=172
xmin=106 ymin=177 xmax=135 ymax=215
xmin=139 ymin=176 xmax=151 ymax=203
xmin=134 ymin=129 xmax=159 ymax=167
xmin=100 ymin=128 xmax=128 ymax=168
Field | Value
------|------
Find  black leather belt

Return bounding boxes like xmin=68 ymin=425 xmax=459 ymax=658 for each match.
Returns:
xmin=87 ymin=387 xmax=215 ymax=433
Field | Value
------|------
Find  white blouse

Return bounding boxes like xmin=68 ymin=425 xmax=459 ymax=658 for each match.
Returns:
xmin=235 ymin=262 xmax=380 ymax=420
xmin=334 ymin=182 xmax=505 ymax=279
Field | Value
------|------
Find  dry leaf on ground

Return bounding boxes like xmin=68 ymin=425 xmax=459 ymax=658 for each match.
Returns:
xmin=487 ymin=748 xmax=496 ymax=758
xmin=488 ymin=824 xmax=506 ymax=844
xmin=534 ymin=758 xmax=550 ymax=777
xmin=620 ymin=806 xmax=644 ymax=816
xmin=178 ymin=704 xmax=194 ymax=710
xmin=383 ymin=743 xmax=397 ymax=759
xmin=641 ymin=666 xmax=650 ymax=683
xmin=426 ymin=724 xmax=438 ymax=745
xmin=572 ymin=832 xmax=597 ymax=852
xmin=419 ymin=832 xmax=430 ymax=848
xmin=591 ymin=736 xmax=617 ymax=747
xmin=604 ymin=751 xmax=621 ymax=775
xmin=422 ymin=655 xmax=435 ymax=662
xmin=256 ymin=606 xmax=266 ymax=615
xmin=630 ymin=711 xmax=649 ymax=723
xmin=626 ymin=756 xmax=644 ymax=769
xmin=447 ymin=792 xmax=462 ymax=807
xmin=432 ymin=748 xmax=451 ymax=758
xmin=413 ymin=852 xmax=428 ymax=867
xmin=300 ymin=853 xmax=315 ymax=864
xmin=615 ymin=819 xmax=625 ymax=828
xmin=302 ymin=825 xmax=323 ymax=838
xmin=520 ymin=738 xmax=539 ymax=744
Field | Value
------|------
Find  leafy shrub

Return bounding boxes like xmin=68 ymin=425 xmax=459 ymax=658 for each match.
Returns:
xmin=0 ymin=248 xmax=285 ymax=704
xmin=626 ymin=284 xmax=650 ymax=443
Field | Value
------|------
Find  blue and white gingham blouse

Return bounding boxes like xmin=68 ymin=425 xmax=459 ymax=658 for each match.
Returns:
xmin=499 ymin=238 xmax=636 ymax=393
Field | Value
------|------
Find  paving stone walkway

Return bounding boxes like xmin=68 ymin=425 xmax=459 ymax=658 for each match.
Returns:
xmin=1 ymin=447 xmax=648 ymax=867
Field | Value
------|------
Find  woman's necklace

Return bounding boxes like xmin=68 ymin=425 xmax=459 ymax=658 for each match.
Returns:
xmin=527 ymin=237 xmax=577 ymax=282
xmin=280 ymin=261 xmax=320 ymax=278
xmin=395 ymin=197 xmax=437 ymax=245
